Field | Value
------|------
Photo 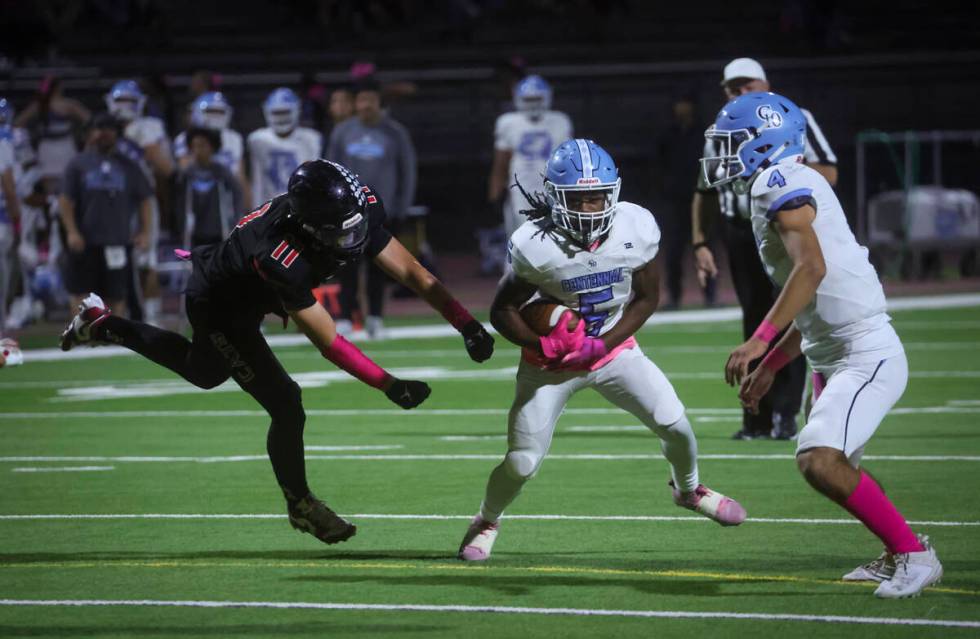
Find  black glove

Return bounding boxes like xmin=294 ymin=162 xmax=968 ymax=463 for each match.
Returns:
xmin=385 ymin=378 xmax=431 ymax=409
xmin=462 ymin=320 xmax=494 ymax=363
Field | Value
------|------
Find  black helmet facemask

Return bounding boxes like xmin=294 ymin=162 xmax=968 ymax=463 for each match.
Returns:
xmin=299 ymin=210 xmax=369 ymax=264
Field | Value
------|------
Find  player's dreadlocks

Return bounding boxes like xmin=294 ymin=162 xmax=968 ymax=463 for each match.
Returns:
xmin=511 ymin=174 xmax=551 ymax=220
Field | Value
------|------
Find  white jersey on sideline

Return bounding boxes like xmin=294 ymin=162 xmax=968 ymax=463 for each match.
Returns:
xmin=508 ymin=201 xmax=660 ymax=338
xmin=174 ymin=128 xmax=244 ymax=175
xmin=495 ymin=110 xmax=572 ymax=232
xmin=118 ymin=116 xmax=169 ymax=184
xmin=750 ymin=160 xmax=902 ymax=370
xmin=247 ymin=126 xmax=322 ymax=205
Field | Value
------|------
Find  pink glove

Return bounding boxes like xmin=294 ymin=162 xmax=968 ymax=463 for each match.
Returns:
xmin=539 ymin=311 xmax=585 ymax=360
xmin=557 ymin=337 xmax=608 ymax=371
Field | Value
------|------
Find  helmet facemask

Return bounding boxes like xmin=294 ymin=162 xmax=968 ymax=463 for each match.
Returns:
xmin=546 ymin=178 xmax=621 ymax=247
xmin=701 ymin=118 xmax=803 ymax=191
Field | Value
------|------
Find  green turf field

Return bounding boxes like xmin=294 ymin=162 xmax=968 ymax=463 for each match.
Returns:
xmin=1 ymin=304 xmax=979 ymax=638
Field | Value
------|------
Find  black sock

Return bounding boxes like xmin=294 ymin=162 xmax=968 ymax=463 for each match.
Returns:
xmin=268 ymin=421 xmax=310 ymax=501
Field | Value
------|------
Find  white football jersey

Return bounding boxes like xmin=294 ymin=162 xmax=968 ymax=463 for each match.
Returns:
xmin=118 ymin=116 xmax=169 ymax=184
xmin=509 ymin=202 xmax=660 ymax=338
xmin=751 ymin=161 xmax=902 ymax=369
xmin=0 ymin=137 xmax=18 ymax=225
xmin=174 ymin=128 xmax=244 ymax=175
xmin=247 ymin=126 xmax=322 ymax=204
xmin=495 ymin=110 xmax=572 ymax=213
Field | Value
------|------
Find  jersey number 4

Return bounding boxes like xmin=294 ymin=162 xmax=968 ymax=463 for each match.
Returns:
xmin=767 ymin=170 xmax=787 ymax=188
xmin=579 ymin=287 xmax=614 ymax=337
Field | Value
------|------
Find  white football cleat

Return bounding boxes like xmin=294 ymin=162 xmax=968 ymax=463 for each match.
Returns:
xmin=842 ymin=548 xmax=895 ymax=582
xmin=670 ymin=480 xmax=746 ymax=526
xmin=0 ymin=338 xmax=23 ymax=367
xmin=60 ymin=293 xmax=111 ymax=351
xmin=457 ymin=515 xmax=499 ymax=561
xmin=874 ymin=538 xmax=942 ymax=598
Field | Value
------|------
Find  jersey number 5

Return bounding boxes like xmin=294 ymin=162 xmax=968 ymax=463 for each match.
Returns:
xmin=579 ymin=287 xmax=614 ymax=337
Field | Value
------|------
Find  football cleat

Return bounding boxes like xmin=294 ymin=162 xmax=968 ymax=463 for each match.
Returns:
xmin=60 ymin=293 xmax=111 ymax=351
xmin=286 ymin=492 xmax=356 ymax=545
xmin=842 ymin=548 xmax=895 ymax=583
xmin=843 ymin=534 xmax=930 ymax=583
xmin=457 ymin=515 xmax=499 ymax=561
xmin=874 ymin=537 xmax=942 ymax=598
xmin=670 ymin=480 xmax=747 ymax=526
xmin=0 ymin=338 xmax=24 ymax=367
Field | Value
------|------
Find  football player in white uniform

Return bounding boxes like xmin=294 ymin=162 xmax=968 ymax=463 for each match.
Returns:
xmin=458 ymin=139 xmax=746 ymax=561
xmin=703 ymin=92 xmax=942 ymax=598
xmin=106 ymin=80 xmax=174 ymax=325
xmin=247 ymin=87 xmax=323 ymax=205
xmin=489 ymin=75 xmax=573 ymax=239
xmin=174 ymin=92 xmax=251 ymax=209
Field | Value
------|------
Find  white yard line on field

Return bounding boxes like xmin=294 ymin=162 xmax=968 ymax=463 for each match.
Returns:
xmin=2 ymin=453 xmax=979 ymax=463
xmin=10 ymin=466 xmax=114 ymax=473
xmin=0 ymin=599 xmax=977 ymax=628
xmin=0 ymin=513 xmax=976 ymax=527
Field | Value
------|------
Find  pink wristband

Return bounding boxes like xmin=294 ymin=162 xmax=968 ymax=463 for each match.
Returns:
xmin=322 ymin=335 xmax=392 ymax=389
xmin=761 ymin=347 xmax=793 ymax=373
xmin=752 ymin=319 xmax=780 ymax=344
xmin=441 ymin=298 xmax=475 ymax=332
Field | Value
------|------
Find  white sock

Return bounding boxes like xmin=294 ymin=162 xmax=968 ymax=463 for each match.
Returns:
xmin=659 ymin=415 xmax=700 ymax=493
xmin=479 ymin=461 xmax=526 ymax=523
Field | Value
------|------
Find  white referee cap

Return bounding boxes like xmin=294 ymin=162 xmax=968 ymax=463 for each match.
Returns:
xmin=721 ymin=58 xmax=767 ymax=85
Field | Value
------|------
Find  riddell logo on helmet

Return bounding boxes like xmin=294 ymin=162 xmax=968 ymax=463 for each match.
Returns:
xmin=576 ymin=177 xmax=601 ymax=185
xmin=342 ymin=213 xmax=363 ymax=230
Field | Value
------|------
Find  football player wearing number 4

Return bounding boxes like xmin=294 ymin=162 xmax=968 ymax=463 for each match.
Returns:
xmin=60 ymin=159 xmax=495 ymax=546
xmin=458 ymin=139 xmax=746 ymax=561
xmin=704 ymin=92 xmax=942 ymax=598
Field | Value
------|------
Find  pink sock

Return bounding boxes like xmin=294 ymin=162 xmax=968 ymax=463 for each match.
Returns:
xmin=844 ymin=472 xmax=923 ymax=554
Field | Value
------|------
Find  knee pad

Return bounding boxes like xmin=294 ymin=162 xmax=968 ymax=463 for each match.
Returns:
xmin=503 ymin=449 xmax=541 ymax=481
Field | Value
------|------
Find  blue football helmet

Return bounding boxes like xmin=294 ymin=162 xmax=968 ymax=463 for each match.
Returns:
xmin=190 ymin=91 xmax=233 ymax=130
xmin=701 ymin=91 xmax=806 ymax=191
xmin=105 ymin=80 xmax=145 ymax=122
xmin=514 ymin=75 xmax=552 ymax=119
xmin=263 ymin=87 xmax=301 ymax=135
xmin=0 ymin=98 xmax=13 ymax=126
xmin=544 ymin=139 xmax=621 ymax=246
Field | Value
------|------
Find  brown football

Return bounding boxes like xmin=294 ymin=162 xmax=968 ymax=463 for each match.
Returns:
xmin=520 ymin=300 xmax=581 ymax=336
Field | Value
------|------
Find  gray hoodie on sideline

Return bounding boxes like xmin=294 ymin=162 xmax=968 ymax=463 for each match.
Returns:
xmin=326 ymin=115 xmax=417 ymax=220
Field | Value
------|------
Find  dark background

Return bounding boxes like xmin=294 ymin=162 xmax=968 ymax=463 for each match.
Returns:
xmin=2 ymin=0 xmax=978 ymax=250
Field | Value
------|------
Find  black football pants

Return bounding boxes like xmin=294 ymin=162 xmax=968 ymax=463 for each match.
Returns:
xmin=721 ymin=217 xmax=806 ymax=435
xmin=99 ymin=294 xmax=311 ymax=500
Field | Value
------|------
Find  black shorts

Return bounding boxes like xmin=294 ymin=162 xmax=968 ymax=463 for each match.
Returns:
xmin=64 ymin=245 xmax=133 ymax=301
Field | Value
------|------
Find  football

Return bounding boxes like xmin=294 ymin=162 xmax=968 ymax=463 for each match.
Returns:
xmin=520 ymin=300 xmax=582 ymax=336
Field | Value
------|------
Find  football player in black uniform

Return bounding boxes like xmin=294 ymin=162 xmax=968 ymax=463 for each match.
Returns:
xmin=60 ymin=159 xmax=495 ymax=545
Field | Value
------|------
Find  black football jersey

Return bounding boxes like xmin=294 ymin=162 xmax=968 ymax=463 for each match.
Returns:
xmin=188 ymin=184 xmax=392 ymax=316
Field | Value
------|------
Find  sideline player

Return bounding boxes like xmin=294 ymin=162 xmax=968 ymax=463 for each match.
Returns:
xmin=61 ymin=160 xmax=494 ymax=545
xmin=489 ymin=75 xmax=573 ymax=241
xmin=175 ymin=92 xmax=251 ymax=209
xmin=106 ymin=80 xmax=174 ymax=325
xmin=248 ymin=87 xmax=322 ymax=205
xmin=702 ymin=92 xmax=942 ymax=598
xmin=458 ymin=139 xmax=745 ymax=561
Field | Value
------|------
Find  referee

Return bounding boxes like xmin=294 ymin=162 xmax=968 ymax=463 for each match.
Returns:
xmin=692 ymin=58 xmax=838 ymax=440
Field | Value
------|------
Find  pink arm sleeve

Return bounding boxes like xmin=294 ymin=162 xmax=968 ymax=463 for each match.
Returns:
xmin=321 ymin=336 xmax=392 ymax=390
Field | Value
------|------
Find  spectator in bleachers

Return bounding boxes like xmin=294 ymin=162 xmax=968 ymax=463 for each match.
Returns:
xmin=174 ymin=91 xmax=251 ymax=210
xmin=174 ymin=127 xmax=242 ymax=248
xmin=59 ymin=113 xmax=152 ymax=318
xmin=14 ymin=76 xmax=90 ymax=194
xmin=326 ymin=79 xmax=417 ymax=339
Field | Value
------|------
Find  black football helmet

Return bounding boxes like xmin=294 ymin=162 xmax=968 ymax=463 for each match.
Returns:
xmin=285 ymin=159 xmax=369 ymax=263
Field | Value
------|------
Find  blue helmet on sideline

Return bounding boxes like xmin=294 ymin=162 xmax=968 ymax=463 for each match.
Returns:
xmin=544 ymin=139 xmax=621 ymax=246
xmin=190 ymin=91 xmax=233 ymax=130
xmin=105 ymin=80 xmax=146 ymax=122
xmin=263 ymin=87 xmax=301 ymax=135
xmin=701 ymin=91 xmax=806 ymax=191
xmin=514 ymin=74 xmax=552 ymax=119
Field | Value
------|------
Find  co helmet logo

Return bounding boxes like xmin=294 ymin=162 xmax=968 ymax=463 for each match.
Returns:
xmin=756 ymin=104 xmax=783 ymax=129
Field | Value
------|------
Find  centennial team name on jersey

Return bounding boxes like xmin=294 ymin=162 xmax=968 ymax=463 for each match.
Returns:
xmin=560 ymin=268 xmax=626 ymax=293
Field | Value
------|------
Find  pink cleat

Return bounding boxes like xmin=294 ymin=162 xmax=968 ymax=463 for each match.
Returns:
xmin=60 ymin=293 xmax=112 ymax=351
xmin=670 ymin=480 xmax=746 ymax=526
xmin=457 ymin=515 xmax=499 ymax=561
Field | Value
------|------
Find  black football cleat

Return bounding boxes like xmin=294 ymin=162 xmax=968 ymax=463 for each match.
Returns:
xmin=287 ymin=493 xmax=357 ymax=545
